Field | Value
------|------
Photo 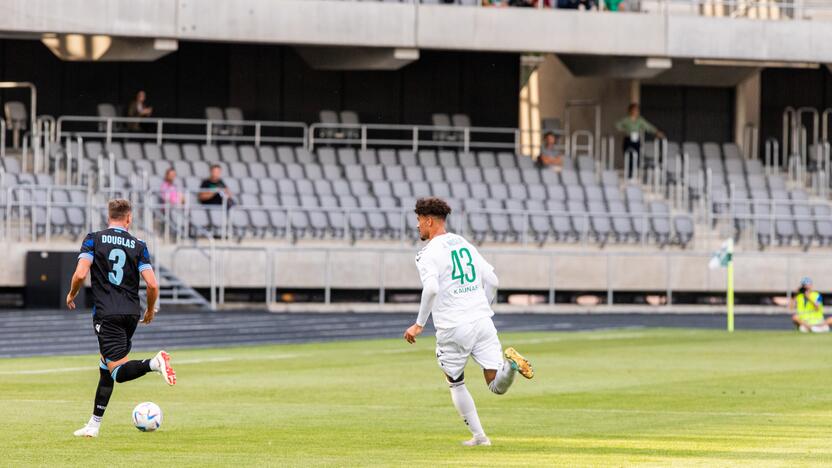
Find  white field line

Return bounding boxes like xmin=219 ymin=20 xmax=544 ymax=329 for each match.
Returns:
xmin=514 ymin=407 xmax=832 ymax=419
xmin=0 ymin=355 xmax=299 ymax=376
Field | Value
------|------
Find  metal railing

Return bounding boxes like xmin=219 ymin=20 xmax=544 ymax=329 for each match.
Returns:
xmin=396 ymin=0 xmax=832 ymax=20
xmin=169 ymin=244 xmax=831 ymax=308
xmin=54 ymin=115 xmax=554 ymax=157
xmin=308 ymin=122 xmax=521 ymax=154
xmin=707 ymin=193 xmax=832 ymax=247
xmin=55 ymin=116 xmax=308 ymax=148
xmin=152 ymin=199 xmax=691 ymax=249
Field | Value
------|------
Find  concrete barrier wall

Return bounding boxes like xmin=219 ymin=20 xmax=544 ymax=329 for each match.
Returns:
xmin=2 ymin=1 xmax=832 ymax=62
xmin=4 ymin=241 xmax=831 ymax=295
xmin=0 ymin=0 xmax=177 ymax=38
xmin=150 ymin=244 xmax=832 ymax=294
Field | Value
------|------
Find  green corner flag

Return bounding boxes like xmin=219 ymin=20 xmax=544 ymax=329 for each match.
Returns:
xmin=709 ymin=238 xmax=734 ymax=332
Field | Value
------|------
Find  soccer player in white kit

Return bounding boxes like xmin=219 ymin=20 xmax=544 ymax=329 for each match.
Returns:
xmin=403 ymin=197 xmax=534 ymax=447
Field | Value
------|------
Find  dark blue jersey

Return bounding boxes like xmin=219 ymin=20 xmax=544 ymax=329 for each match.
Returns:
xmin=79 ymin=227 xmax=152 ymax=317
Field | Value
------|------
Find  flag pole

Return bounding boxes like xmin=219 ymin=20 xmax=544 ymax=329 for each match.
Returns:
xmin=726 ymin=238 xmax=734 ymax=333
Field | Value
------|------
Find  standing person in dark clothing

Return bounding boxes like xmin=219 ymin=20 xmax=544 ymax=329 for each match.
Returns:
xmin=615 ymin=103 xmax=664 ymax=178
xmin=126 ymin=90 xmax=153 ymax=132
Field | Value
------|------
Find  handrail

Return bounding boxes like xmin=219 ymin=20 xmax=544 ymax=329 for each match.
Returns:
xmin=165 ymin=244 xmax=832 ymax=308
xmin=55 ymin=115 xmax=308 ymax=148
xmin=308 ymin=122 xmax=521 ymax=154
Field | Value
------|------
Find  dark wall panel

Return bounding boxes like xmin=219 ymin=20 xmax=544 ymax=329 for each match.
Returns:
xmin=281 ymin=48 xmax=343 ymax=124
xmin=641 ymin=85 xmax=734 ymax=143
xmin=0 ymin=39 xmax=519 ymax=128
xmin=342 ymin=71 xmax=401 ymax=124
xmin=760 ymin=68 xmax=832 ymax=161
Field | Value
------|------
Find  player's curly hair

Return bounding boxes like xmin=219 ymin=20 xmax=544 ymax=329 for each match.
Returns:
xmin=414 ymin=197 xmax=451 ymax=220
xmin=108 ymin=198 xmax=132 ymax=221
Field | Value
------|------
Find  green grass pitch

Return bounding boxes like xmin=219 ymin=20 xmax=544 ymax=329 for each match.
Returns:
xmin=2 ymin=328 xmax=832 ymax=466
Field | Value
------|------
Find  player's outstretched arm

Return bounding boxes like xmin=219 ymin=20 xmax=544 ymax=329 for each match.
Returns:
xmin=482 ymin=268 xmax=499 ymax=304
xmin=66 ymin=258 xmax=92 ymax=310
xmin=141 ymin=269 xmax=160 ymax=324
xmin=404 ymin=276 xmax=438 ymax=344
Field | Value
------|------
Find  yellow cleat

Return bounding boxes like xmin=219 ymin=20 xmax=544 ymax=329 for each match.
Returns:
xmin=504 ymin=347 xmax=534 ymax=379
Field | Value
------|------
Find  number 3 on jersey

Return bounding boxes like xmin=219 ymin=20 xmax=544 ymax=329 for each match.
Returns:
xmin=451 ymin=248 xmax=476 ymax=285
xmin=108 ymin=248 xmax=127 ymax=285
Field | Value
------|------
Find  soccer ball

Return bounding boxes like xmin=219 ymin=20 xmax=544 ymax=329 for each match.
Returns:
xmin=132 ymin=402 xmax=163 ymax=432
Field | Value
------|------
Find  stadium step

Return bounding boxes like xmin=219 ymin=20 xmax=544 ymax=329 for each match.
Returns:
xmin=140 ymin=265 xmax=210 ymax=310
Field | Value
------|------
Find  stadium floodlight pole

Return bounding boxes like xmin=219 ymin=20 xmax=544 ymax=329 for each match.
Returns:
xmin=726 ymin=238 xmax=735 ymax=333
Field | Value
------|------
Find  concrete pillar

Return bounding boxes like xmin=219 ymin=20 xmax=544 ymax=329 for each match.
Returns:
xmin=536 ymin=54 xmax=634 ymax=166
xmin=629 ymin=80 xmax=640 ymax=106
xmin=734 ymin=71 xmax=761 ymax=152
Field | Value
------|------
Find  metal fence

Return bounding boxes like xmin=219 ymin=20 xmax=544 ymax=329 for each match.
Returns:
xmin=55 ymin=116 xmax=309 ymax=148
xmin=169 ymin=244 xmax=827 ymax=308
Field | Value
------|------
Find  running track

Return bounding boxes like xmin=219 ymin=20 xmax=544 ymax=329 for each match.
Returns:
xmin=0 ymin=309 xmax=793 ymax=358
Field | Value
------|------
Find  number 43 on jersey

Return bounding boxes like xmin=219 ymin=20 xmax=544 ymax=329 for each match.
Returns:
xmin=451 ymin=248 xmax=476 ymax=285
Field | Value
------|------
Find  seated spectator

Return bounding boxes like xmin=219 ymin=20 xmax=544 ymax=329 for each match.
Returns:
xmin=199 ymin=164 xmax=234 ymax=207
xmin=127 ymin=90 xmax=153 ymax=132
xmin=536 ymin=132 xmax=564 ymax=170
xmin=557 ymin=0 xmax=597 ymax=9
xmin=482 ymin=0 xmax=509 ymax=6
xmin=791 ymin=277 xmax=832 ymax=333
xmin=160 ymin=168 xmax=184 ymax=206
xmin=604 ymin=0 xmax=624 ymax=10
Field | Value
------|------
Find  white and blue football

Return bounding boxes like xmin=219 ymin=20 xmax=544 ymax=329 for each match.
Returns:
xmin=132 ymin=401 xmax=163 ymax=432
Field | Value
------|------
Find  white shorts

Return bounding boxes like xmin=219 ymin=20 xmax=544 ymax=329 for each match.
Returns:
xmin=799 ymin=323 xmax=830 ymax=333
xmin=435 ymin=317 xmax=502 ymax=380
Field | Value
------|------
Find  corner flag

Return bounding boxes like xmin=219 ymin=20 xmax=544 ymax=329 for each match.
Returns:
xmin=709 ymin=238 xmax=734 ymax=332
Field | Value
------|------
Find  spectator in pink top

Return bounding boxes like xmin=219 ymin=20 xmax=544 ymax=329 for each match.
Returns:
xmin=160 ymin=168 xmax=184 ymax=206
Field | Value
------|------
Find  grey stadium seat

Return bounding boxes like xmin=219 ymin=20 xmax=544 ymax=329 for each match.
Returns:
xmin=418 ymin=150 xmax=438 ymax=167
xmin=258 ymin=146 xmax=277 ymax=164
xmin=142 ymin=143 xmax=162 ymax=160
xmin=383 ymin=165 xmax=404 ymax=182
xmin=295 ymin=148 xmax=315 ymax=165
xmin=277 ymin=146 xmax=295 ymax=165
xmin=444 ymin=167 xmax=463 ymax=183
xmin=329 ymin=148 xmax=351 ymax=166
xmin=201 ymin=145 xmax=220 ymax=163
xmin=162 ymin=143 xmax=182 ymax=161
xmin=463 ymin=168 xmax=483 ymax=184
xmin=378 ymin=149 xmax=398 ymax=166
xmin=649 ymin=202 xmax=671 ymax=245
xmin=497 ymin=152 xmax=517 ymax=169
xmin=608 ymin=200 xmax=633 ymax=242
xmin=322 ymin=165 xmax=342 ymax=181
xmin=478 ymin=152 xmax=497 ymax=168
xmin=813 ymin=205 xmax=832 ymax=245
xmin=239 ymin=145 xmax=259 ymax=163
xmin=182 ymin=144 xmax=202 ymax=162
xmin=357 ymin=149 xmax=377 ymax=166
xmin=673 ymin=215 xmax=694 ymax=247
xmin=398 ymin=150 xmax=417 ymax=167
xmin=229 ymin=162 xmax=249 ymax=178
xmin=438 ymin=151 xmax=458 ymax=167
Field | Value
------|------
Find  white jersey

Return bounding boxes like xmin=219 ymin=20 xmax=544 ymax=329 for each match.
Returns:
xmin=415 ymin=233 xmax=495 ymax=330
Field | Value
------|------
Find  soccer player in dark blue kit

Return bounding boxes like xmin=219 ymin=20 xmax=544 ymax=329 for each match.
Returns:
xmin=66 ymin=199 xmax=176 ymax=438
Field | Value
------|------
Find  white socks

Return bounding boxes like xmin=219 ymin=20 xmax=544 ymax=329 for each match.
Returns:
xmin=88 ymin=415 xmax=102 ymax=428
xmin=149 ymin=356 xmax=160 ymax=372
xmin=448 ymin=380 xmax=485 ymax=438
xmin=488 ymin=359 xmax=516 ymax=395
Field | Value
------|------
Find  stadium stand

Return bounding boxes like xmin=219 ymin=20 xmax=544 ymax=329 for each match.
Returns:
xmin=4 ymin=101 xmax=832 ymax=253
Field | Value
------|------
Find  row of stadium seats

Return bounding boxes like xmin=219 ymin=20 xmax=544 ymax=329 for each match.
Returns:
xmin=6 ymin=137 xmax=832 ymax=248
xmin=180 ymin=198 xmax=692 ymax=246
